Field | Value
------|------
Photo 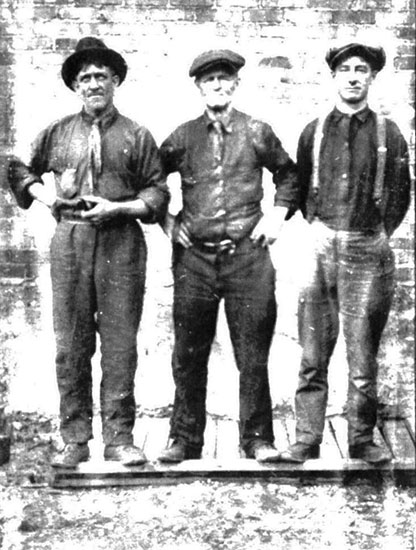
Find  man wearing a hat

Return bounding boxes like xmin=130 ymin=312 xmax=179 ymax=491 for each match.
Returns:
xmin=158 ymin=49 xmax=298 ymax=463
xmin=9 ymin=37 xmax=169 ymax=468
xmin=279 ymin=43 xmax=410 ymax=464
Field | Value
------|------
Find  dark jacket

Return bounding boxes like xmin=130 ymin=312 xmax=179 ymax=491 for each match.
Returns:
xmin=9 ymin=107 xmax=169 ymax=223
xmin=160 ymin=108 xmax=298 ymax=242
xmin=297 ymin=107 xmax=411 ymax=236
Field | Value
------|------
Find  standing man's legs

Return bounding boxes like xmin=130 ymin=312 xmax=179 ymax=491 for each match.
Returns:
xmin=280 ymin=222 xmax=339 ymax=462
xmin=165 ymin=246 xmax=220 ymax=458
xmin=95 ymin=222 xmax=147 ymax=449
xmin=222 ymin=240 xmax=276 ymax=456
xmin=339 ymin=231 xmax=395 ymax=457
xmin=50 ymin=222 xmax=97 ymax=467
xmin=51 ymin=223 xmax=97 ymax=446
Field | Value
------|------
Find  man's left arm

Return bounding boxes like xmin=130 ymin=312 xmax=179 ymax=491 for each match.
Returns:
xmin=251 ymin=122 xmax=298 ymax=246
xmin=383 ymin=121 xmax=412 ymax=237
xmin=81 ymin=126 xmax=169 ymax=225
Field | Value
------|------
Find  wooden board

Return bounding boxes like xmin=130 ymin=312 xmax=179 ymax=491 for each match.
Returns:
xmin=215 ymin=419 xmax=241 ymax=460
xmin=320 ymin=419 xmax=342 ymax=460
xmin=52 ymin=455 xmax=415 ymax=488
xmin=202 ymin=415 xmax=218 ymax=459
xmin=328 ymin=415 xmax=348 ymax=459
xmin=51 ymin=415 xmax=416 ymax=488
xmin=273 ymin=418 xmax=290 ymax=451
xmin=141 ymin=417 xmax=170 ymax=461
xmin=381 ymin=419 xmax=416 ymax=461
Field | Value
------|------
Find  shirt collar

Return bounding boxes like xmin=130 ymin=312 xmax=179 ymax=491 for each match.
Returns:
xmin=81 ymin=105 xmax=119 ymax=130
xmin=204 ymin=107 xmax=234 ymax=133
xmin=331 ymin=105 xmax=371 ymax=124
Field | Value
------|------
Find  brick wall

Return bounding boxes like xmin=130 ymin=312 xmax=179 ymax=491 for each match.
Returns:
xmin=0 ymin=1 xmax=414 ymax=406
xmin=2 ymin=3 xmax=412 ymax=257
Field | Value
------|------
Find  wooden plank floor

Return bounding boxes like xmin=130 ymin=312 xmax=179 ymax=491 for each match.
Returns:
xmin=52 ymin=413 xmax=416 ymax=488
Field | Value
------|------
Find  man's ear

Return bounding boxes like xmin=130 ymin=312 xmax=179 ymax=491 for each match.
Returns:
xmin=112 ymin=74 xmax=120 ymax=87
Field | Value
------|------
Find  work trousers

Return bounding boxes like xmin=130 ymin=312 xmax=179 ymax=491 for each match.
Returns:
xmin=50 ymin=219 xmax=147 ymax=446
xmin=295 ymin=220 xmax=395 ymax=447
xmin=170 ymin=238 xmax=277 ymax=454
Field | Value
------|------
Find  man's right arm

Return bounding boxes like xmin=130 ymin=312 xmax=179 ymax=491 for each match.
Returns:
xmin=8 ymin=127 xmax=51 ymax=210
xmin=159 ymin=127 xmax=192 ymax=248
xmin=296 ymin=120 xmax=317 ymax=219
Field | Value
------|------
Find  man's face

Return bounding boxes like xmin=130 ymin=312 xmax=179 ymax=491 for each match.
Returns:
xmin=74 ymin=63 xmax=119 ymax=116
xmin=332 ymin=56 xmax=375 ymax=105
xmin=196 ymin=67 xmax=239 ymax=111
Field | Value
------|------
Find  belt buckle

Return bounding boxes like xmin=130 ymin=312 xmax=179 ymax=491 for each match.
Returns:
xmin=218 ymin=239 xmax=236 ymax=255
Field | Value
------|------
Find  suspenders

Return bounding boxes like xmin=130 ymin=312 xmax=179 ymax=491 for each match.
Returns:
xmin=311 ymin=112 xmax=387 ymax=213
xmin=373 ymin=114 xmax=387 ymax=210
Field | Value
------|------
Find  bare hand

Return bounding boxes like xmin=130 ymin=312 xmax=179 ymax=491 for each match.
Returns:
xmin=250 ymin=207 xmax=287 ymax=247
xmin=173 ymin=220 xmax=193 ymax=248
xmin=161 ymin=213 xmax=193 ymax=248
xmin=79 ymin=195 xmax=119 ymax=225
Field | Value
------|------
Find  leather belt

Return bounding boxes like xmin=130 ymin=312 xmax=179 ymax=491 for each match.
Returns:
xmin=193 ymin=238 xmax=237 ymax=255
xmin=59 ymin=212 xmax=130 ymax=228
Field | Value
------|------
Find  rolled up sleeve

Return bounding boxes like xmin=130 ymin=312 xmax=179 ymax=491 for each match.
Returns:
xmin=8 ymin=127 xmax=50 ymax=209
xmin=255 ymin=122 xmax=299 ymax=212
xmin=135 ymin=127 xmax=169 ymax=224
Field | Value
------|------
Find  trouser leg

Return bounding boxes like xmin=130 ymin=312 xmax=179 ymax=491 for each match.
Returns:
xmin=339 ymin=232 xmax=395 ymax=446
xmin=95 ymin=223 xmax=147 ymax=447
xmin=169 ymin=246 xmax=219 ymax=452
xmin=51 ymin=223 xmax=96 ymax=444
xmin=295 ymin=225 xmax=339 ymax=445
xmin=222 ymin=242 xmax=276 ymax=453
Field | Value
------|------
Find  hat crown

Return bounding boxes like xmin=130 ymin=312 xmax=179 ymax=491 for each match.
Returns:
xmin=74 ymin=37 xmax=107 ymax=53
xmin=189 ymin=49 xmax=245 ymax=78
xmin=326 ymin=42 xmax=385 ymax=72
xmin=61 ymin=36 xmax=127 ymax=90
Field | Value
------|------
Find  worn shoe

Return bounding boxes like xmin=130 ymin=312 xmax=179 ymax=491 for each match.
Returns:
xmin=246 ymin=440 xmax=280 ymax=463
xmin=104 ymin=444 xmax=147 ymax=465
xmin=51 ymin=443 xmax=90 ymax=469
xmin=349 ymin=442 xmax=392 ymax=464
xmin=278 ymin=442 xmax=320 ymax=463
xmin=158 ymin=441 xmax=202 ymax=463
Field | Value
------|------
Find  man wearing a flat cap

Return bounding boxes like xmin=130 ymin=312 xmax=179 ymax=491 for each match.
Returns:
xmin=279 ymin=43 xmax=410 ymax=464
xmin=9 ymin=37 xmax=169 ymax=468
xmin=158 ymin=49 xmax=298 ymax=463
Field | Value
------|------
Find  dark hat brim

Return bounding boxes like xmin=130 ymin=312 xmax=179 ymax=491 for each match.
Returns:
xmin=326 ymin=43 xmax=386 ymax=72
xmin=61 ymin=48 xmax=128 ymax=90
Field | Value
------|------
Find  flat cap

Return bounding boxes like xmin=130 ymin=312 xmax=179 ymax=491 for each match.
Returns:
xmin=189 ymin=49 xmax=245 ymax=78
xmin=326 ymin=43 xmax=386 ymax=72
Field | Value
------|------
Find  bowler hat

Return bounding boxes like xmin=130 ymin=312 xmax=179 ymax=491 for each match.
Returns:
xmin=189 ymin=49 xmax=245 ymax=78
xmin=61 ymin=37 xmax=128 ymax=90
xmin=326 ymin=43 xmax=386 ymax=72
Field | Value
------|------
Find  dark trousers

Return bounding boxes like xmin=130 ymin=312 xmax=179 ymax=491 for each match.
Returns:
xmin=50 ymin=220 xmax=146 ymax=446
xmin=169 ymin=238 xmax=277 ymax=454
xmin=295 ymin=220 xmax=395 ymax=447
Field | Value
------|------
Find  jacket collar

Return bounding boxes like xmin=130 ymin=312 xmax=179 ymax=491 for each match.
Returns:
xmin=81 ymin=105 xmax=119 ymax=130
xmin=204 ymin=106 xmax=234 ymax=133
xmin=331 ymin=105 xmax=371 ymax=124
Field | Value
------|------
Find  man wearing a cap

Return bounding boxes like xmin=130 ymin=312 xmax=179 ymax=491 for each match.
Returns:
xmin=158 ymin=49 xmax=298 ymax=463
xmin=279 ymin=43 xmax=410 ymax=464
xmin=9 ymin=37 xmax=168 ymax=468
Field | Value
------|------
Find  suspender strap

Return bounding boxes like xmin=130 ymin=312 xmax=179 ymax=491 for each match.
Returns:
xmin=373 ymin=114 xmax=387 ymax=207
xmin=312 ymin=116 xmax=326 ymax=193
